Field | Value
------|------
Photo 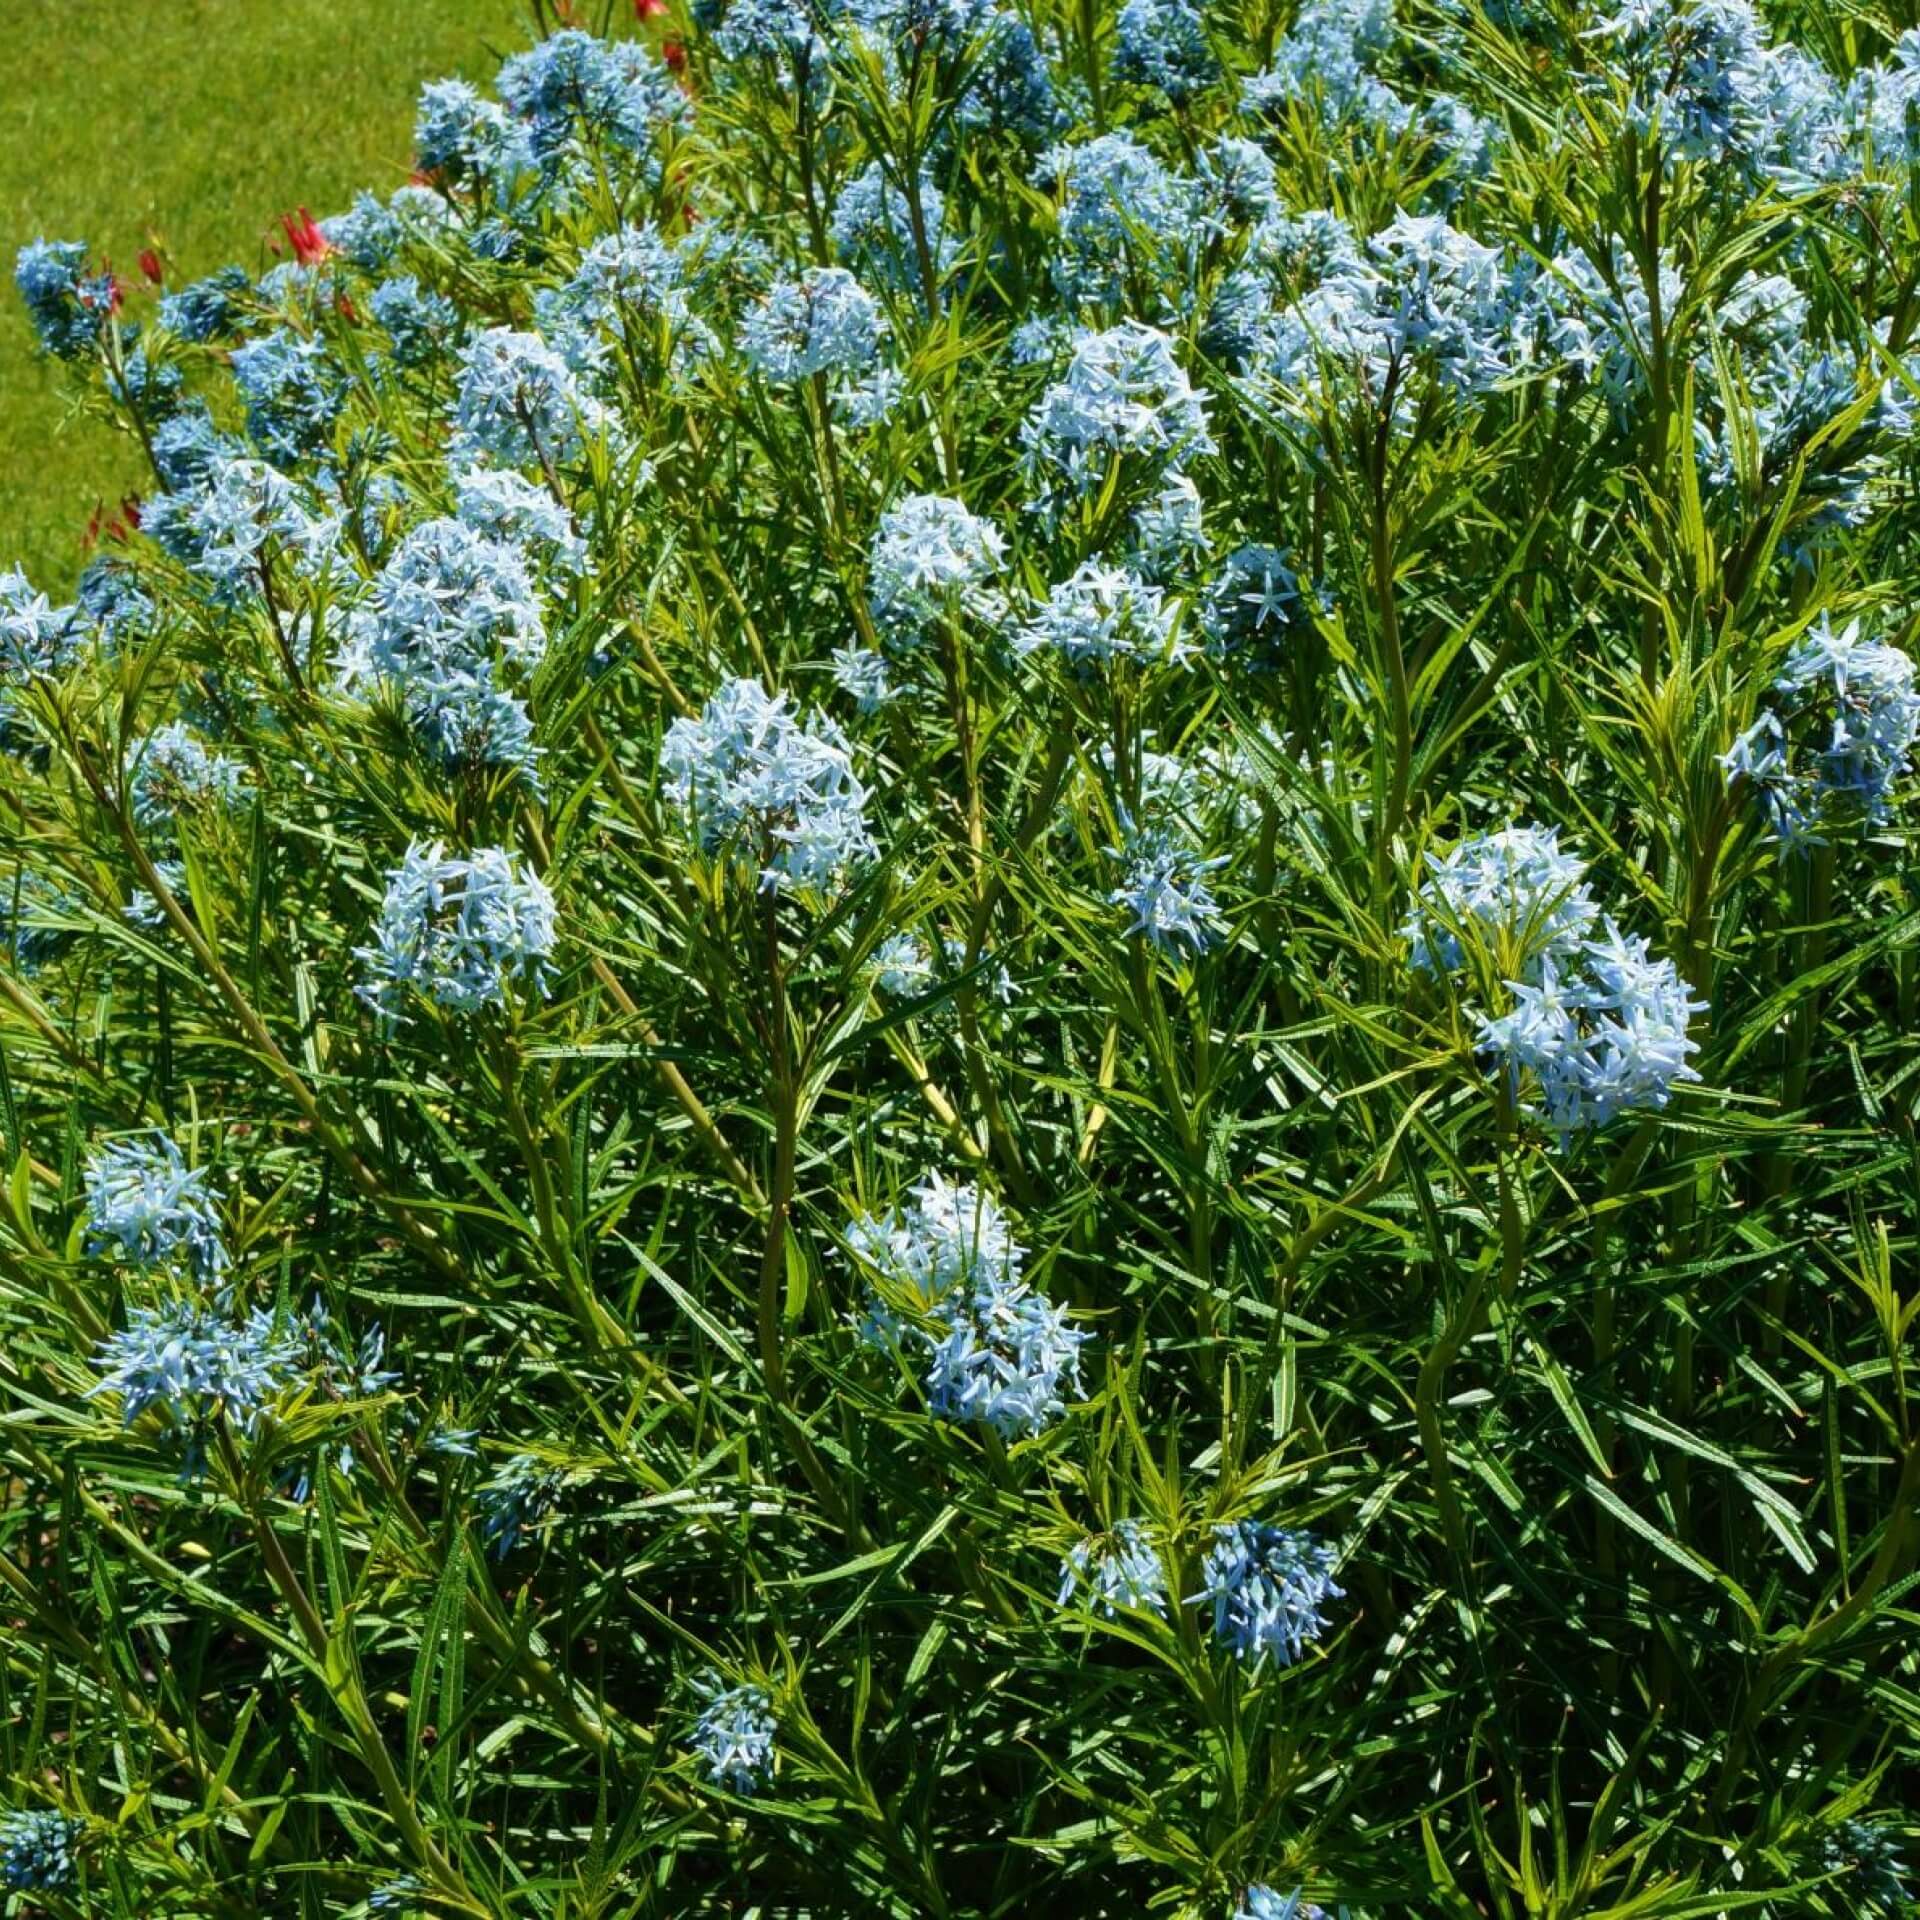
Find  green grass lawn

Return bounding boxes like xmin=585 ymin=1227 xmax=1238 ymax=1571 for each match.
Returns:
xmin=0 ymin=0 xmax=537 ymax=591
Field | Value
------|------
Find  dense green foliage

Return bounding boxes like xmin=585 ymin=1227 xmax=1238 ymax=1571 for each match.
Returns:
xmin=1 ymin=0 xmax=1919 ymax=1916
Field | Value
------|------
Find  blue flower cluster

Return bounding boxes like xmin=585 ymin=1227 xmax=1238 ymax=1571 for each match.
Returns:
xmin=536 ymin=226 xmax=712 ymax=381
xmin=229 ymin=327 xmax=345 ymax=466
xmin=1108 ymin=822 xmax=1227 ymax=954
xmin=356 ymin=842 xmax=558 ymax=1019
xmin=1237 ymin=1889 xmax=1324 ymax=1920
xmin=688 ymin=1677 xmax=778 ymax=1792
xmin=497 ymin=28 xmax=689 ymax=162
xmin=159 ymin=264 xmax=252 ymax=343
xmin=90 ymin=1298 xmax=300 ymax=1451
xmin=739 ymin=265 xmax=887 ymax=385
xmin=830 ymin=163 xmax=956 ymax=302
xmin=1410 ymin=828 xmax=1704 ymax=1135
xmin=1023 ymin=320 xmax=1214 ymax=502
xmin=1020 ymin=561 xmax=1179 ymax=668
xmin=661 ymin=676 xmax=876 ymax=895
xmin=1723 ymin=619 xmax=1920 ymax=845
xmin=0 ymin=1809 xmax=81 ymax=1892
xmin=130 ymin=722 xmax=250 ymax=828
xmin=342 ymin=516 xmax=548 ymax=778
xmin=1190 ymin=1521 xmax=1343 ymax=1667
xmin=867 ymin=493 xmax=1006 ymax=641
xmin=852 ymin=1175 xmax=1087 ymax=1438
xmin=476 ymin=1451 xmax=575 ymax=1558
xmin=1057 ymin=1518 xmax=1168 ymax=1616
xmin=0 ymin=565 xmax=86 ymax=729
xmin=1113 ymin=0 xmax=1216 ymax=104
xmin=1200 ymin=545 xmax=1306 ymax=665
xmin=84 ymin=1134 xmax=229 ymax=1280
xmin=369 ymin=275 xmax=461 ymax=368
xmin=455 ymin=327 xmax=606 ymax=470
xmin=143 ymin=454 xmax=344 ymax=604
xmin=14 ymin=239 xmax=116 ymax=359
xmin=368 ymin=1873 xmax=427 ymax=1915
xmin=454 ymin=465 xmax=585 ymax=575
xmin=1822 ymin=1819 xmax=1911 ymax=1916
xmin=1404 ymin=825 xmax=1599 ymax=978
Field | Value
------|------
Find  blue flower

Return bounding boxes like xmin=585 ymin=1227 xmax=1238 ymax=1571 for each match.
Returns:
xmin=711 ymin=0 xmax=838 ymax=65
xmin=1243 ymin=0 xmax=1405 ymax=133
xmin=1201 ymin=545 xmax=1305 ymax=664
xmin=951 ymin=11 xmax=1060 ymax=141
xmin=1108 ymin=824 xmax=1227 ymax=953
xmin=1113 ymin=0 xmax=1217 ymax=103
xmin=320 ymin=191 xmax=406 ymax=271
xmin=830 ymin=644 xmax=896 ymax=711
xmin=1722 ymin=618 xmax=1920 ymax=843
xmin=534 ymin=226 xmax=709 ymax=379
xmin=1190 ymin=1521 xmax=1343 ymax=1667
xmin=830 ymin=163 xmax=956 ymax=302
xmin=0 ymin=1809 xmax=82 ymax=1892
xmin=868 ymin=493 xmax=1005 ymax=640
xmin=130 ymin=722 xmax=250 ymax=829
xmin=105 ymin=345 xmax=185 ymax=418
xmin=739 ymin=267 xmax=886 ymax=383
xmin=356 ymin=842 xmax=557 ymax=1019
xmin=1058 ymin=1519 xmax=1168 ymax=1616
xmin=1037 ymin=134 xmax=1195 ymax=308
xmin=0 ymin=566 xmax=86 ymax=696
xmin=84 ymin=1134 xmax=229 ymax=1280
xmin=15 ymin=239 xmax=116 ymax=359
xmin=340 ymin=516 xmax=548 ymax=778
xmin=852 ymin=1175 xmax=1087 ymax=1438
xmin=454 ymin=466 xmax=586 ymax=575
xmin=144 ymin=456 xmax=343 ymax=604
xmin=1022 ymin=321 xmax=1214 ymax=502
xmin=454 ymin=327 xmax=605 ymax=470
xmin=1237 ymin=1889 xmax=1324 ymax=1920
xmin=368 ymin=276 xmax=461 ymax=368
xmin=149 ymin=403 xmax=240 ymax=492
xmin=415 ymin=78 xmax=535 ymax=181
xmin=1822 ymin=1819 xmax=1910 ymax=1916
xmin=230 ymin=328 xmax=345 ymax=465
xmin=1019 ymin=561 xmax=1180 ymax=667
xmin=689 ymin=1676 xmax=777 ymax=1792
xmin=75 ymin=556 xmax=154 ymax=644
xmin=369 ymin=1873 xmax=427 ymax=1916
xmin=1402 ymin=824 xmax=1599 ymax=978
xmin=497 ymin=30 xmax=688 ymax=161
xmin=90 ymin=1299 xmax=300 ymax=1444
xmin=661 ymin=677 xmax=877 ymax=895
xmin=158 ymin=265 xmax=252 ymax=342
xmin=1475 ymin=924 xmax=1706 ymax=1135
xmin=476 ymin=1451 xmax=572 ymax=1558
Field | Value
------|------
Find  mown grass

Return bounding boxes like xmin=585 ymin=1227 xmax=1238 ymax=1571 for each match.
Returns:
xmin=0 ymin=0 xmax=534 ymax=590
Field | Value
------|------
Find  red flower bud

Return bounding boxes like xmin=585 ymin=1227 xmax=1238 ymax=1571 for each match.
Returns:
xmin=279 ymin=206 xmax=331 ymax=268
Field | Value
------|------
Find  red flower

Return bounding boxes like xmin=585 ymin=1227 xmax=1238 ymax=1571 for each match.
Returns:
xmin=137 ymin=248 xmax=165 ymax=287
xmin=82 ymin=494 xmax=141 ymax=550
xmin=635 ymin=0 xmax=668 ymax=16
xmin=279 ymin=206 xmax=331 ymax=268
xmin=663 ymin=37 xmax=687 ymax=71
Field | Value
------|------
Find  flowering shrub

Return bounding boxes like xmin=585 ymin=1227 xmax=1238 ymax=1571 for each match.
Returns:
xmin=3 ymin=0 xmax=1920 ymax=1914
